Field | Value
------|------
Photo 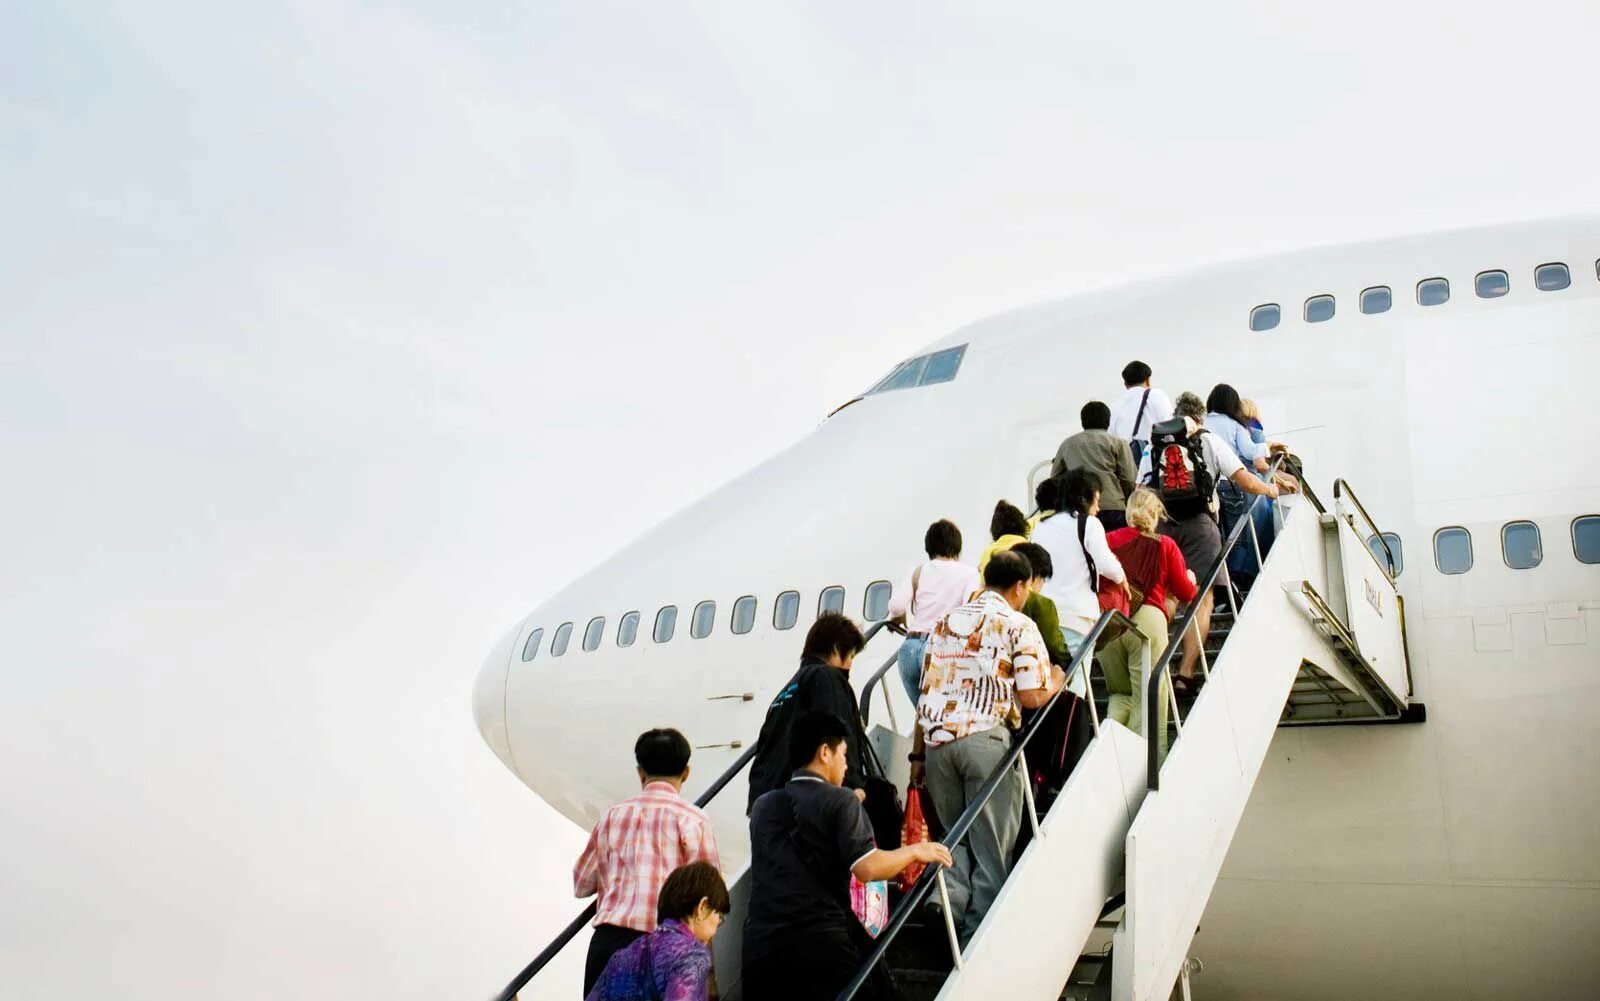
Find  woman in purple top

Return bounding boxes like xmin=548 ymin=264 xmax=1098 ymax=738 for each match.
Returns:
xmin=586 ymin=861 xmax=730 ymax=1001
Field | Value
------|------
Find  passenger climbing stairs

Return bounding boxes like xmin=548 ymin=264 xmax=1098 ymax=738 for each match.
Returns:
xmin=489 ymin=467 xmax=1418 ymax=1001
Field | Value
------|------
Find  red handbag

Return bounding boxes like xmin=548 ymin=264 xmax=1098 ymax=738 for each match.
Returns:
xmin=898 ymin=788 xmax=931 ymax=892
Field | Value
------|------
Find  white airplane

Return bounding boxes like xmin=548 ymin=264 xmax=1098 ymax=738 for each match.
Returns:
xmin=475 ymin=216 xmax=1600 ymax=1000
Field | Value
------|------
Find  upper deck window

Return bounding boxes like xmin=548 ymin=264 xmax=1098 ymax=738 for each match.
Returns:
xmin=1475 ymin=270 xmax=1509 ymax=299
xmin=1535 ymin=262 xmax=1571 ymax=291
xmin=731 ymin=595 xmax=758 ymax=635
xmin=866 ymin=344 xmax=968 ymax=397
xmin=1417 ymin=278 xmax=1450 ymax=306
xmin=521 ymin=627 xmax=544 ymax=662
xmin=1304 ymin=295 xmax=1335 ymax=323
xmin=550 ymin=622 xmax=574 ymax=657
xmin=617 ymin=611 xmax=640 ymax=648
xmin=1249 ymin=304 xmax=1280 ymax=331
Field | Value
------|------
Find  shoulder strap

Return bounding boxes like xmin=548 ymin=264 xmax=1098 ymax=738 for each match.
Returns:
xmin=1132 ymin=388 xmax=1151 ymax=439
xmin=1077 ymin=513 xmax=1099 ymax=590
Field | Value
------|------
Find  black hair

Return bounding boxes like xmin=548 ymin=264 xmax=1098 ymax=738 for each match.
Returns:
xmin=789 ymin=710 xmax=851 ymax=770
xmin=924 ymin=519 xmax=963 ymax=559
xmin=1034 ymin=476 xmax=1058 ymax=514
xmin=1009 ymin=541 xmax=1054 ymax=580
xmin=1206 ymin=383 xmax=1244 ymax=423
xmin=635 ymin=728 xmax=691 ymax=778
xmin=1058 ymin=468 xmax=1100 ymax=517
xmin=1080 ymin=401 xmax=1112 ymax=431
xmin=656 ymin=860 xmax=731 ymax=922
xmin=983 ymin=549 xmax=1033 ymax=591
xmin=989 ymin=499 xmax=1028 ymax=541
xmin=802 ymin=612 xmax=865 ymax=662
xmin=1122 ymin=360 xmax=1153 ymax=388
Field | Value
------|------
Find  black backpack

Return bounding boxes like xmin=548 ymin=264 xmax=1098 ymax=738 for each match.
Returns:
xmin=1147 ymin=418 xmax=1215 ymax=519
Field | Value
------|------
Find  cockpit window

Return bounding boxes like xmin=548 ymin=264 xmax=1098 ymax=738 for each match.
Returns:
xmin=866 ymin=344 xmax=968 ymax=396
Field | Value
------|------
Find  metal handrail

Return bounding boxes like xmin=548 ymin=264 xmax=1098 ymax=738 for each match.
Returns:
xmin=489 ymin=743 xmax=759 ymax=1001
xmin=855 ymin=619 xmax=904 ymax=725
xmin=838 ymin=608 xmax=1142 ymax=1000
xmin=1143 ymin=454 xmax=1307 ymax=790
xmin=1333 ymin=477 xmax=1398 ymax=583
xmin=492 ymin=620 xmax=900 ymax=1001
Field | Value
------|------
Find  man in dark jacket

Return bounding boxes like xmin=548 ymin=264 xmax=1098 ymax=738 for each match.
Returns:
xmin=746 ymin=613 xmax=870 ymax=812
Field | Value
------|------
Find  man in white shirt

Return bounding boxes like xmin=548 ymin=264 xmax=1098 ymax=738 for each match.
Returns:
xmin=887 ymin=519 xmax=982 ymax=703
xmin=1110 ymin=360 xmax=1175 ymax=464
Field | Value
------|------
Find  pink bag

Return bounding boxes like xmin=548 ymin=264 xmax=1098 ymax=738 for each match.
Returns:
xmin=850 ymin=876 xmax=889 ymax=938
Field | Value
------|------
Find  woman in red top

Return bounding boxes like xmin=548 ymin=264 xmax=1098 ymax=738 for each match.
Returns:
xmin=1102 ymin=488 xmax=1197 ymax=763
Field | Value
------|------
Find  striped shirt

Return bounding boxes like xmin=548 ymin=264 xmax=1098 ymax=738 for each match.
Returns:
xmin=574 ymin=782 xmax=721 ymax=932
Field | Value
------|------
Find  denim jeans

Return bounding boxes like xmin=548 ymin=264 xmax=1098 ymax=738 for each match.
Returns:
xmin=897 ymin=634 xmax=928 ymax=705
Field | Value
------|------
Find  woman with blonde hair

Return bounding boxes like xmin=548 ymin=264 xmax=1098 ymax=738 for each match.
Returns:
xmin=1100 ymin=488 xmax=1198 ymax=761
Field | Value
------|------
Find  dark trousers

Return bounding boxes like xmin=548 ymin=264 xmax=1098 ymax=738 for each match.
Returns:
xmin=583 ymin=923 xmax=644 ymax=996
xmin=743 ymin=930 xmax=874 ymax=1001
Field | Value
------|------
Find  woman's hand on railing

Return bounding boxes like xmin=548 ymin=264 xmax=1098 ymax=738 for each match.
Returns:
xmin=1273 ymin=471 xmax=1299 ymax=494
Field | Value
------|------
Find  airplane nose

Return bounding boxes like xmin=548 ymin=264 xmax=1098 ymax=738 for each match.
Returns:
xmin=472 ymin=620 xmax=522 ymax=778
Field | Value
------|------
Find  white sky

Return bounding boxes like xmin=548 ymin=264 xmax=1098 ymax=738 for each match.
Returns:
xmin=3 ymin=2 xmax=1597 ymax=998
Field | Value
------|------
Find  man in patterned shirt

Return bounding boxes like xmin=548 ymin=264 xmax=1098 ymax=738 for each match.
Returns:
xmin=911 ymin=549 xmax=1065 ymax=942
xmin=574 ymin=728 xmax=721 ymax=995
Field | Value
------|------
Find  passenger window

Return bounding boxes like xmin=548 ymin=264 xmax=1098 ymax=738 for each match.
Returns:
xmin=1433 ymin=527 xmax=1473 ymax=575
xmin=582 ymin=617 xmax=606 ymax=652
xmin=550 ymin=622 xmax=574 ymax=657
xmin=773 ymin=590 xmax=800 ymax=630
xmin=920 ymin=345 xmax=967 ymax=386
xmin=818 ymin=586 xmax=846 ymax=616
xmin=1249 ymin=304 xmax=1280 ymax=332
xmin=1535 ymin=262 xmax=1571 ymax=291
xmin=653 ymin=606 xmax=677 ymax=643
xmin=1359 ymin=286 xmax=1392 ymax=314
xmin=1572 ymin=516 xmax=1600 ymax=564
xmin=520 ymin=627 xmax=543 ymax=662
xmin=1501 ymin=521 xmax=1542 ymax=570
xmin=1304 ymin=295 xmax=1335 ymax=323
xmin=1366 ymin=532 xmax=1403 ymax=577
xmin=731 ymin=595 xmax=757 ymax=635
xmin=690 ymin=601 xmax=717 ymax=639
xmin=875 ymin=356 xmax=929 ymax=394
xmin=1475 ymin=270 xmax=1509 ymax=298
xmin=1417 ymin=277 xmax=1450 ymax=306
xmin=863 ymin=580 xmax=892 ymax=621
xmin=617 ymin=611 xmax=640 ymax=648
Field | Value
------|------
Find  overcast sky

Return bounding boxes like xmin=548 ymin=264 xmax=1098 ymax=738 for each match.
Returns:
xmin=3 ymin=2 xmax=1598 ymax=998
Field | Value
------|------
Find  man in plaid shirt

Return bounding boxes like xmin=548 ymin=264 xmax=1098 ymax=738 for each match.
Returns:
xmin=574 ymin=728 xmax=721 ymax=994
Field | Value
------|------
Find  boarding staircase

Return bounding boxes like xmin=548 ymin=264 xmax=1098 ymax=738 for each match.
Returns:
xmin=489 ymin=465 xmax=1416 ymax=1001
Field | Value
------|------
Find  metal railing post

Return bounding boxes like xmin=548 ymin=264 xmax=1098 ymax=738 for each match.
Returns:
xmin=1018 ymin=747 xmax=1042 ymax=840
xmin=879 ymin=673 xmax=899 ymax=732
xmin=937 ymin=870 xmax=964 ymax=970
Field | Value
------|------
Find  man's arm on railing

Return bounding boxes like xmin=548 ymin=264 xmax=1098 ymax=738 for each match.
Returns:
xmin=1228 ymin=466 xmax=1281 ymax=498
xmin=852 ymin=841 xmax=955 ymax=883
